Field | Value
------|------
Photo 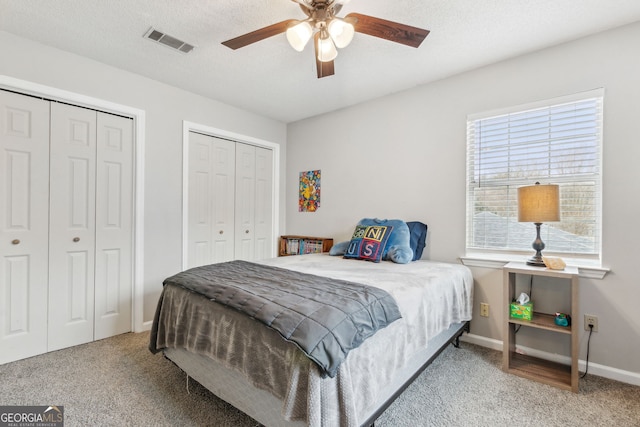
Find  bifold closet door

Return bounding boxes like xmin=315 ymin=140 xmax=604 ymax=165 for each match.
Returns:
xmin=0 ymin=91 xmax=51 ymax=364
xmin=187 ymin=132 xmax=235 ymax=268
xmin=48 ymin=104 xmax=133 ymax=350
xmin=234 ymin=143 xmax=273 ymax=261
xmin=187 ymin=135 xmax=274 ymax=266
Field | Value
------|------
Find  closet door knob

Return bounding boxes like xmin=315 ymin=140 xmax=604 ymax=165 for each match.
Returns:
xmin=219 ymin=230 xmax=224 ymax=234
xmin=11 ymin=239 xmax=20 ymax=245
xmin=245 ymin=230 xmax=249 ymax=234
xmin=73 ymin=237 xmax=80 ymax=242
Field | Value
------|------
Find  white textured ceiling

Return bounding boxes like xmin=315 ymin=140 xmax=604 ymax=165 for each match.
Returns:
xmin=1 ymin=0 xmax=640 ymax=123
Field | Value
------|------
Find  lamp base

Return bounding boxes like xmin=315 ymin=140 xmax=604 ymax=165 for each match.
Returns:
xmin=527 ymin=222 xmax=547 ymax=267
xmin=526 ymin=255 xmax=546 ymax=267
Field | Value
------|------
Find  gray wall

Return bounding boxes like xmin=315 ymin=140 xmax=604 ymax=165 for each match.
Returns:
xmin=286 ymin=22 xmax=640 ymax=379
xmin=2 ymin=19 xmax=638 ymax=382
xmin=0 ymin=31 xmax=287 ymax=324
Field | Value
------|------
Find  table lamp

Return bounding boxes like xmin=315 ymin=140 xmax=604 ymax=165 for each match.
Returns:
xmin=518 ymin=182 xmax=560 ymax=266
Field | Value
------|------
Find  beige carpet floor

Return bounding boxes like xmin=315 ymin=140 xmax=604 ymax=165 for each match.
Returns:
xmin=1 ymin=331 xmax=638 ymax=426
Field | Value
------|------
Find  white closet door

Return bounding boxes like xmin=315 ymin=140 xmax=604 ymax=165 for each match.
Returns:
xmin=188 ymin=132 xmax=213 ymax=267
xmin=0 ymin=91 xmax=50 ymax=364
xmin=187 ymin=132 xmax=235 ymax=268
xmin=48 ymin=102 xmax=96 ymax=351
xmin=254 ymin=147 xmax=273 ymax=260
xmin=94 ymin=112 xmax=133 ymax=340
xmin=210 ymin=137 xmax=235 ymax=263
xmin=234 ymin=143 xmax=256 ymax=261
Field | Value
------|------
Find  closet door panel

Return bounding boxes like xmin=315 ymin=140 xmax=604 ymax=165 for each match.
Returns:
xmin=94 ymin=112 xmax=133 ymax=340
xmin=211 ymin=138 xmax=235 ymax=263
xmin=188 ymin=133 xmax=213 ymax=268
xmin=254 ymin=147 xmax=273 ymax=260
xmin=48 ymin=103 xmax=96 ymax=351
xmin=0 ymin=91 xmax=50 ymax=364
xmin=234 ymin=143 xmax=256 ymax=261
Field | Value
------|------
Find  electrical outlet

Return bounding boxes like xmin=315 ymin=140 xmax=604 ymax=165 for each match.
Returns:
xmin=584 ymin=314 xmax=598 ymax=332
xmin=480 ymin=302 xmax=489 ymax=317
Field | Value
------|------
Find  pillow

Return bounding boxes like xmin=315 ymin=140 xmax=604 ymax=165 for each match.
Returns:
xmin=357 ymin=218 xmax=412 ymax=264
xmin=343 ymin=224 xmax=393 ymax=262
xmin=329 ymin=240 xmax=349 ymax=256
xmin=406 ymin=221 xmax=428 ymax=261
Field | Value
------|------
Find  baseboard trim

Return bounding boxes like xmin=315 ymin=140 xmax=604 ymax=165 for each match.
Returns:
xmin=460 ymin=333 xmax=503 ymax=351
xmin=461 ymin=333 xmax=640 ymax=387
xmin=141 ymin=320 xmax=153 ymax=331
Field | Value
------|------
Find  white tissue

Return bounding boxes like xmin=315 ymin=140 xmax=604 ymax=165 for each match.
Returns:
xmin=516 ymin=292 xmax=530 ymax=305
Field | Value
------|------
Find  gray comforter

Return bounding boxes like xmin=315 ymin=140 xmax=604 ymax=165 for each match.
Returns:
xmin=149 ymin=260 xmax=401 ymax=377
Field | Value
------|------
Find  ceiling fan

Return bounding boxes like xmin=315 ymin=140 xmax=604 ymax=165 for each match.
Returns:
xmin=221 ymin=0 xmax=430 ymax=78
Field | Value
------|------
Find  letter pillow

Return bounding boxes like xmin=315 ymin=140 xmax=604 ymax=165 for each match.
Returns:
xmin=358 ymin=218 xmax=413 ymax=264
xmin=343 ymin=224 xmax=393 ymax=262
xmin=331 ymin=218 xmax=414 ymax=263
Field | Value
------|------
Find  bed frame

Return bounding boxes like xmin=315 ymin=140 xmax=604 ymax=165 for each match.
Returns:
xmin=164 ymin=320 xmax=470 ymax=427
xmin=361 ymin=320 xmax=470 ymax=427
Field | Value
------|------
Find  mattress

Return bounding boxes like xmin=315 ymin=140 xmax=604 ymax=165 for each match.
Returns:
xmin=152 ymin=254 xmax=473 ymax=426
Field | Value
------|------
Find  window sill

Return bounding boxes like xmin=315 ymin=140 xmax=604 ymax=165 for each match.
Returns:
xmin=459 ymin=254 xmax=609 ymax=279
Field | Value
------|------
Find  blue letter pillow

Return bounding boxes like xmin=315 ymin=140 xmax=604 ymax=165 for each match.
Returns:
xmin=358 ymin=218 xmax=413 ymax=264
xmin=343 ymin=224 xmax=393 ymax=262
xmin=332 ymin=218 xmax=414 ymax=263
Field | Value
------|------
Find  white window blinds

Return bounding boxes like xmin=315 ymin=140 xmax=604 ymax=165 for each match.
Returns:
xmin=466 ymin=89 xmax=603 ymax=257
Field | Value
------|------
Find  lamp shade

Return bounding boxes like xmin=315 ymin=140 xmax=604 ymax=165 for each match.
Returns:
xmin=328 ymin=18 xmax=355 ymax=48
xmin=286 ymin=21 xmax=313 ymax=52
xmin=316 ymin=31 xmax=338 ymax=62
xmin=518 ymin=183 xmax=560 ymax=223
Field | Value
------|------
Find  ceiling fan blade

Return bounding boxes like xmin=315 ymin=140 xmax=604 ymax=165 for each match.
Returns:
xmin=222 ymin=19 xmax=296 ymax=50
xmin=314 ymin=32 xmax=335 ymax=78
xmin=346 ymin=13 xmax=429 ymax=48
xmin=316 ymin=57 xmax=335 ymax=78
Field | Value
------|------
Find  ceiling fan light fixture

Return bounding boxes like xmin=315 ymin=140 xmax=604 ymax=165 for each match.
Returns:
xmin=286 ymin=21 xmax=313 ymax=52
xmin=317 ymin=30 xmax=338 ymax=62
xmin=327 ymin=18 xmax=354 ymax=48
xmin=221 ymin=2 xmax=430 ymax=78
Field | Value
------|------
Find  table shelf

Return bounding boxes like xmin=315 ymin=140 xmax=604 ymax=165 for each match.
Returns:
xmin=509 ymin=312 xmax=572 ymax=334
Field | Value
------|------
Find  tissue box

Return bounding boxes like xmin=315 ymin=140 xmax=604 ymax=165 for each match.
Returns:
xmin=510 ymin=302 xmax=533 ymax=321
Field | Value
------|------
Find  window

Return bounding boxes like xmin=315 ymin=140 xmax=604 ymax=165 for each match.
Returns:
xmin=466 ymin=89 xmax=603 ymax=260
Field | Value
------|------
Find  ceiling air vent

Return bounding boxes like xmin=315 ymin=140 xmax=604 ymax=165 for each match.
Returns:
xmin=144 ymin=27 xmax=195 ymax=53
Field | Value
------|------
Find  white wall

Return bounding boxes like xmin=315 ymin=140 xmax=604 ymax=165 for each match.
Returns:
xmin=286 ymin=22 xmax=640 ymax=379
xmin=0 ymin=31 xmax=287 ymax=325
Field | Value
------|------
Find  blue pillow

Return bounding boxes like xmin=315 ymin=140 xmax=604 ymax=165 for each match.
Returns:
xmin=343 ymin=224 xmax=393 ymax=262
xmin=329 ymin=240 xmax=350 ymax=256
xmin=406 ymin=221 xmax=428 ymax=261
xmin=357 ymin=218 xmax=413 ymax=264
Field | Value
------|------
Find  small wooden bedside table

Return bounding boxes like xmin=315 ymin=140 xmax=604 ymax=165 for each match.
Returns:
xmin=502 ymin=262 xmax=580 ymax=392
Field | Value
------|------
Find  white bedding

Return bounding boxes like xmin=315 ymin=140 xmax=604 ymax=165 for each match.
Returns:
xmin=156 ymin=254 xmax=473 ymax=426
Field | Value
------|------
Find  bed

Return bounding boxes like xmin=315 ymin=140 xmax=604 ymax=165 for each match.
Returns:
xmin=149 ymin=252 xmax=473 ymax=427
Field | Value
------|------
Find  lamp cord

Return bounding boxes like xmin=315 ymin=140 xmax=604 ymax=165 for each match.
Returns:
xmin=580 ymin=324 xmax=594 ymax=378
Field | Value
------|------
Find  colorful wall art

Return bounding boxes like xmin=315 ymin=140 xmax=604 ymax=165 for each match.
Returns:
xmin=299 ymin=170 xmax=321 ymax=212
